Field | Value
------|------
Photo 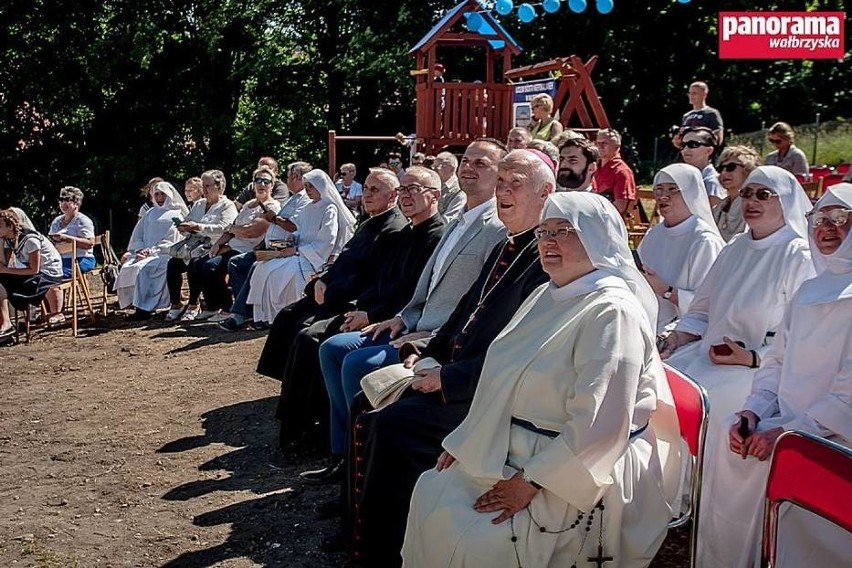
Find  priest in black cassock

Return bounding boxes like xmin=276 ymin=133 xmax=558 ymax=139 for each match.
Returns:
xmin=254 ymin=169 xmax=407 ymax=435
xmin=347 ymin=150 xmax=556 ymax=567
xmin=262 ymin=167 xmax=446 ymax=443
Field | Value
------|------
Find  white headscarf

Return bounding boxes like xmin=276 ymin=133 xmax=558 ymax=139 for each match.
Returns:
xmin=742 ymin=165 xmax=812 ymax=239
xmin=302 ymin=169 xmax=356 ymax=251
xmin=808 ymin=182 xmax=852 ymax=277
xmin=654 ymin=163 xmax=721 ymax=237
xmin=153 ymin=181 xmax=189 ymax=216
xmin=541 ymin=192 xmax=658 ymax=328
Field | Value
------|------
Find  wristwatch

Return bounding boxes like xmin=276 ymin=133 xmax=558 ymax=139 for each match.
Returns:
xmin=520 ymin=469 xmax=542 ymax=490
xmin=662 ymin=286 xmax=673 ymax=300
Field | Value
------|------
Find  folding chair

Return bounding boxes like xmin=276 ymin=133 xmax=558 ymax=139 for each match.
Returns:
xmin=821 ymin=174 xmax=845 ymax=191
xmin=663 ymin=364 xmax=710 ymax=568
xmin=761 ymin=430 xmax=852 ymax=567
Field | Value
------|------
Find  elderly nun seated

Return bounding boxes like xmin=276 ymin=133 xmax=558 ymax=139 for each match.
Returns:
xmin=697 ymin=183 xmax=852 ymax=568
xmin=402 ymin=192 xmax=682 ymax=568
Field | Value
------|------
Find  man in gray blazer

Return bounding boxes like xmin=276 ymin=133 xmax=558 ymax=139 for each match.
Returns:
xmin=300 ymin=138 xmax=507 ymax=481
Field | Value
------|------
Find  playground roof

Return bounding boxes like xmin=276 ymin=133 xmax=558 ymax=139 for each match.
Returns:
xmin=408 ymin=0 xmax=522 ymax=55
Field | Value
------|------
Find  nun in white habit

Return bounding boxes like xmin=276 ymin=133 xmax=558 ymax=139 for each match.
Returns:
xmin=402 ymin=192 xmax=682 ymax=568
xmin=116 ymin=182 xmax=187 ymax=312
xmin=696 ymin=183 xmax=852 ymax=568
xmin=637 ymin=163 xmax=725 ymax=332
xmin=662 ymin=166 xmax=816 ymax=432
xmin=247 ymin=169 xmax=355 ymax=324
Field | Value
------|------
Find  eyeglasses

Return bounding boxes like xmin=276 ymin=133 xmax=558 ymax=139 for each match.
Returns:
xmin=738 ymin=187 xmax=778 ymax=201
xmin=719 ymin=162 xmax=743 ymax=173
xmin=398 ymin=184 xmax=437 ymax=195
xmin=58 ymin=196 xmax=76 ymax=203
xmin=681 ymin=140 xmax=713 ymax=149
xmin=534 ymin=226 xmax=576 ymax=241
xmin=808 ymin=208 xmax=852 ymax=227
xmin=254 ymin=178 xmax=273 ymax=185
xmin=652 ymin=186 xmax=682 ymax=198
xmin=767 ymin=137 xmax=784 ymax=145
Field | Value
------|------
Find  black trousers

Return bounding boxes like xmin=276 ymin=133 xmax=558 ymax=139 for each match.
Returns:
xmin=166 ymin=256 xmax=204 ymax=306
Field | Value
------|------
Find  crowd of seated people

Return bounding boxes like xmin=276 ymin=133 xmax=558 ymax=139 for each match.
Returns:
xmin=1 ymin=118 xmax=849 ymax=568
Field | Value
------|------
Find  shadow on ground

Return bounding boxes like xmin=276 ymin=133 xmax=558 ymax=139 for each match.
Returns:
xmin=159 ymin=397 xmax=343 ymax=567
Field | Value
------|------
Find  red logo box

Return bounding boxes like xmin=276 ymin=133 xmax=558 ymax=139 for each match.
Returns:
xmin=719 ymin=11 xmax=845 ymax=59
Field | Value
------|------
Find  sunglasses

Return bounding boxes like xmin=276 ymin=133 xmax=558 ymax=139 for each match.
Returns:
xmin=719 ymin=162 xmax=743 ymax=173
xmin=398 ymin=184 xmax=437 ymax=195
xmin=58 ymin=196 xmax=76 ymax=203
xmin=681 ymin=140 xmax=714 ymax=149
xmin=738 ymin=187 xmax=778 ymax=201
xmin=768 ymin=137 xmax=784 ymax=145
xmin=808 ymin=208 xmax=852 ymax=227
xmin=254 ymin=178 xmax=273 ymax=185
xmin=534 ymin=226 xmax=576 ymax=241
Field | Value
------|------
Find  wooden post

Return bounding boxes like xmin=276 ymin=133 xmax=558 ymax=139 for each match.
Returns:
xmin=328 ymin=130 xmax=337 ymax=176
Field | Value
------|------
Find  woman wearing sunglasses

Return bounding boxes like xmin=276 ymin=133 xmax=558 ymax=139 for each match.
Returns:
xmin=661 ymin=165 xmax=815 ymax=435
xmin=711 ymin=146 xmax=762 ymax=242
xmin=680 ymin=126 xmax=726 ymax=207
xmin=697 ymin=182 xmax=852 ymax=568
xmin=48 ymin=186 xmax=96 ymax=278
xmin=637 ymin=163 xmax=725 ymax=332
xmin=764 ymin=121 xmax=809 ymax=176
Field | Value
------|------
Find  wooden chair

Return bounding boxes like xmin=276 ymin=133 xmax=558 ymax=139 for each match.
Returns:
xmin=53 ymin=232 xmax=111 ymax=336
xmin=761 ymin=431 xmax=851 ymax=567
xmin=664 ymin=364 xmax=710 ymax=568
xmin=800 ymin=179 xmax=823 ymax=201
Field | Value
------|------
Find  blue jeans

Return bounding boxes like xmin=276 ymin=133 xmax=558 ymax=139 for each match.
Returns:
xmin=228 ymin=252 xmax=256 ymax=317
xmin=61 ymin=256 xmax=96 ymax=278
xmin=319 ymin=330 xmax=398 ymax=454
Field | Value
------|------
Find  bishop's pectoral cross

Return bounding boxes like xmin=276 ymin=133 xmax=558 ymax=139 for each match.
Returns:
xmin=587 ymin=543 xmax=613 ymax=567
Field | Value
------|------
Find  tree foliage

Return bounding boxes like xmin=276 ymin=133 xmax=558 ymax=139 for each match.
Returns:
xmin=1 ymin=0 xmax=849 ymax=243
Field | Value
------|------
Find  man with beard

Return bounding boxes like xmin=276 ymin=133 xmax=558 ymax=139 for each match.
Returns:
xmin=555 ymin=137 xmax=598 ymax=192
xmin=346 ymin=150 xmax=554 ymax=567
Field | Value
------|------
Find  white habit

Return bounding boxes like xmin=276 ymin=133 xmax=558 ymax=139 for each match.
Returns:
xmin=403 ymin=194 xmax=682 ymax=568
xmin=116 ymin=182 xmax=186 ymax=312
xmin=697 ymin=183 xmax=852 ymax=568
xmin=638 ymin=164 xmax=725 ymax=331
xmin=247 ymin=170 xmax=354 ymax=324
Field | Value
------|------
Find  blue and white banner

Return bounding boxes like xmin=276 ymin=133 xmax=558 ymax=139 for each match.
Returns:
xmin=512 ymin=79 xmax=558 ymax=128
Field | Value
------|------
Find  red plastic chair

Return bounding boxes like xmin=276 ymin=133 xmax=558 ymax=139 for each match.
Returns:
xmin=761 ymin=430 xmax=852 ymax=567
xmin=664 ymin=364 xmax=710 ymax=568
xmin=809 ymin=166 xmax=832 ymax=180
xmin=822 ymin=174 xmax=845 ymax=190
xmin=837 ymin=163 xmax=850 ymax=175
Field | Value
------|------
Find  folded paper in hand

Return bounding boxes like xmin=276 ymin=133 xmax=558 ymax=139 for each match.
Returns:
xmin=360 ymin=357 xmax=441 ymax=410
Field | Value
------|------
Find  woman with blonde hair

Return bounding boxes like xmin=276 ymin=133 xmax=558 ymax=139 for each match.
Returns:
xmin=765 ymin=121 xmax=809 ymax=175
xmin=526 ymin=93 xmax=564 ymax=143
xmin=712 ymin=145 xmax=762 ymax=241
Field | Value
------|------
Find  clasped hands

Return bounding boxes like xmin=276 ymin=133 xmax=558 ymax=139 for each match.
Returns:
xmin=434 ymin=451 xmax=539 ymax=525
xmin=728 ymin=410 xmax=783 ymax=461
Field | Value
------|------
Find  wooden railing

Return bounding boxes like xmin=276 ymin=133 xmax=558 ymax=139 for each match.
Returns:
xmin=416 ymin=83 xmax=512 ymax=148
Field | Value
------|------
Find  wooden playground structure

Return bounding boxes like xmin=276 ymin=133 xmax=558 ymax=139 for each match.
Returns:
xmin=328 ymin=0 xmax=611 ymax=167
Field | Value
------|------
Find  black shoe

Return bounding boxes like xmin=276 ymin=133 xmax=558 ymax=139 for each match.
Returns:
xmin=249 ymin=320 xmax=270 ymax=331
xmin=316 ymin=496 xmax=343 ymax=519
xmin=320 ymin=530 xmax=350 ymax=553
xmin=300 ymin=458 xmax=344 ymax=484
xmin=127 ymin=308 xmax=152 ymax=321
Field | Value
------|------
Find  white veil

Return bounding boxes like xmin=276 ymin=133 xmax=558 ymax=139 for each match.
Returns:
xmin=742 ymin=165 xmax=812 ymax=239
xmin=153 ymin=181 xmax=189 ymax=216
xmin=303 ymin=169 xmax=356 ymax=252
xmin=541 ymin=192 xmax=658 ymax=328
xmin=654 ymin=163 xmax=721 ymax=237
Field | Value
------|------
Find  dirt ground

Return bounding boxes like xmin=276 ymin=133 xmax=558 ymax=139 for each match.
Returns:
xmin=0 ymin=312 xmax=688 ymax=567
